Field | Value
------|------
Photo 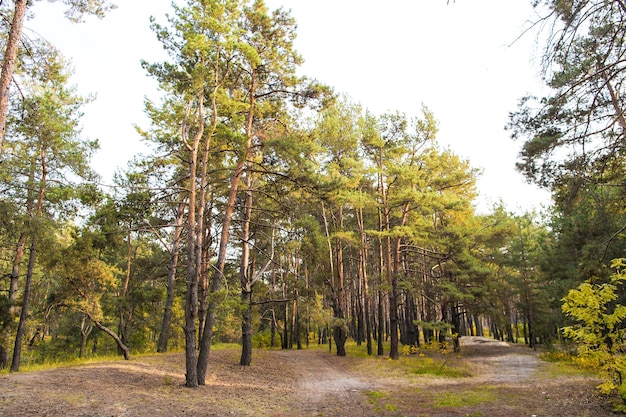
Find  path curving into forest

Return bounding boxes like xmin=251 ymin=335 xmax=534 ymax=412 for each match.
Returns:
xmin=270 ymin=337 xmax=544 ymax=415
xmin=273 ymin=349 xmax=372 ymax=414
xmin=0 ymin=338 xmax=612 ymax=417
xmin=459 ymin=336 xmax=541 ymax=383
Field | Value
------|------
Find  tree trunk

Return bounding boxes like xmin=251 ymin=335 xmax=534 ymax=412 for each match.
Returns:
xmin=334 ymin=238 xmax=345 ymax=354
xmin=10 ymin=236 xmax=36 ymax=372
xmin=376 ymin=231 xmax=385 ymax=356
xmin=197 ymin=70 xmax=256 ymax=385
xmin=0 ymin=0 xmax=27 ymax=156
xmin=157 ymin=200 xmax=185 ymax=353
xmin=239 ymin=175 xmax=253 ymax=366
xmin=86 ymin=312 xmax=130 ymax=360
xmin=183 ymin=93 xmax=203 ymax=388
xmin=9 ymin=234 xmax=26 ymax=311
xmin=282 ymin=281 xmax=289 ymax=350
xmin=385 ymin=228 xmax=399 ymax=360
xmin=377 ymin=289 xmax=384 ymax=356
xmin=320 ymin=201 xmax=347 ymax=356
xmin=0 ymin=233 xmax=27 ymax=369
xmin=240 ymin=289 xmax=253 ymax=366
xmin=118 ymin=229 xmax=134 ymax=349
xmin=11 ymin=148 xmax=46 ymax=372
xmin=79 ymin=314 xmax=93 ymax=358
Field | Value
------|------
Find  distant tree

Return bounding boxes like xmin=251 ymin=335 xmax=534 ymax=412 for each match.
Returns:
xmin=313 ymin=99 xmax=364 ymax=357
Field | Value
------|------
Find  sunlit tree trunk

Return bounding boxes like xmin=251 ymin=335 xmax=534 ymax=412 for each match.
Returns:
xmin=239 ymin=173 xmax=253 ymax=366
xmin=183 ymin=93 xmax=204 ymax=388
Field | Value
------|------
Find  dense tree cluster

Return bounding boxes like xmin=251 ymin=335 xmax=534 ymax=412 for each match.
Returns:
xmin=0 ymin=0 xmax=624 ymax=399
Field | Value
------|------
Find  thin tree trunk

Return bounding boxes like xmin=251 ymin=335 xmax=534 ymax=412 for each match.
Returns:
xmin=183 ymin=93 xmax=204 ymax=388
xmin=10 ymin=236 xmax=36 ymax=372
xmin=0 ymin=233 xmax=27 ymax=369
xmin=239 ymin=174 xmax=253 ymax=366
xmin=9 ymin=234 xmax=26 ymax=310
xmin=85 ymin=311 xmax=130 ymax=360
xmin=0 ymin=0 xmax=27 ymax=156
xmin=240 ymin=290 xmax=253 ymax=365
xmin=118 ymin=228 xmax=134 ymax=347
xmin=157 ymin=199 xmax=185 ymax=353
xmin=384 ymin=220 xmax=399 ymax=359
xmin=79 ymin=314 xmax=93 ymax=358
xmin=11 ymin=148 xmax=46 ymax=372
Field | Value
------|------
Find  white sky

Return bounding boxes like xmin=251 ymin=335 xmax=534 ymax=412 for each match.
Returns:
xmin=28 ymin=0 xmax=552 ymax=214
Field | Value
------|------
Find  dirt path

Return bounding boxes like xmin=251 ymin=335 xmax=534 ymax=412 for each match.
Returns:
xmin=274 ymin=350 xmax=372 ymax=415
xmin=0 ymin=339 xmax=615 ymax=417
xmin=460 ymin=336 xmax=541 ymax=383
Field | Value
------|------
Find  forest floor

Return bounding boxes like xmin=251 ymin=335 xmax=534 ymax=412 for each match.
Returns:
xmin=0 ymin=336 xmax=618 ymax=417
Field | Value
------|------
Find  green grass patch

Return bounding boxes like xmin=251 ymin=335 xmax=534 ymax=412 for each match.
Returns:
xmin=407 ymin=356 xmax=470 ymax=378
xmin=432 ymin=387 xmax=497 ymax=408
xmin=539 ymin=350 xmax=596 ymax=378
xmin=1 ymin=353 xmax=125 ymax=375
xmin=366 ymin=390 xmax=399 ymax=413
xmin=367 ymin=390 xmax=387 ymax=402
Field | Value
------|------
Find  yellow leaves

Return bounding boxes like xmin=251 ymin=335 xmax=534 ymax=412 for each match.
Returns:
xmin=402 ymin=345 xmax=420 ymax=356
xmin=597 ymin=380 xmax=618 ymax=395
xmin=562 ymin=259 xmax=626 ymax=400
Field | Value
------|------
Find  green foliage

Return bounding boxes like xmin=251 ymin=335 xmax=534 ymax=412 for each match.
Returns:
xmin=562 ymin=258 xmax=626 ymax=397
xmin=409 ymin=357 xmax=468 ymax=378
xmin=366 ymin=391 xmax=398 ymax=413
xmin=432 ymin=388 xmax=497 ymax=408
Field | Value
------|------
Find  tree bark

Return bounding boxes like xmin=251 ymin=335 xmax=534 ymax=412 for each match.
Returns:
xmin=85 ymin=312 xmax=130 ymax=360
xmin=79 ymin=315 xmax=94 ymax=358
xmin=240 ymin=289 xmax=253 ymax=366
xmin=0 ymin=0 xmax=27 ymax=157
xmin=197 ymin=70 xmax=256 ymax=385
xmin=11 ymin=148 xmax=46 ymax=372
xmin=10 ymin=236 xmax=36 ymax=372
xmin=157 ymin=199 xmax=185 ymax=353
xmin=183 ymin=93 xmax=204 ymax=388
xmin=239 ymin=174 xmax=253 ymax=366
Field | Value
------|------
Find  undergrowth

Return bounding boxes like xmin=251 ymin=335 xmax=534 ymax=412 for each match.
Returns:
xmin=1 ymin=342 xmax=240 ymax=375
xmin=431 ymin=387 xmax=497 ymax=408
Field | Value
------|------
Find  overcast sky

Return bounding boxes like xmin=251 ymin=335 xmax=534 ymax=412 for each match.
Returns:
xmin=28 ymin=0 xmax=552 ymax=214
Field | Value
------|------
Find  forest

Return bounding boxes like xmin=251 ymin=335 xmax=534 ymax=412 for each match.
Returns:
xmin=0 ymin=0 xmax=626 ymax=406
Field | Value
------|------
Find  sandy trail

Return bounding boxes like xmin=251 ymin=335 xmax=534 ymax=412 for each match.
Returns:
xmin=273 ymin=349 xmax=372 ymax=414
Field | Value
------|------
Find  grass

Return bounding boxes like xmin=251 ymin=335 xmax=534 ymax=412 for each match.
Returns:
xmin=408 ymin=356 xmax=471 ymax=378
xmin=316 ymin=339 xmax=473 ymax=379
xmin=431 ymin=387 xmax=497 ymax=408
xmin=1 ymin=342 xmax=244 ymax=375
xmin=538 ymin=350 xmax=597 ymax=379
xmin=367 ymin=391 xmax=399 ymax=413
xmin=1 ymin=353 xmax=124 ymax=375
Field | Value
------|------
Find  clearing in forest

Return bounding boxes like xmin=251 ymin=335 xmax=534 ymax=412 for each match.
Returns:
xmin=0 ymin=337 xmax=613 ymax=416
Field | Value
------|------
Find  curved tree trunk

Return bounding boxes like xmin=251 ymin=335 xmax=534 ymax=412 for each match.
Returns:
xmin=197 ymin=68 xmax=256 ymax=385
xmin=84 ymin=311 xmax=130 ymax=360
